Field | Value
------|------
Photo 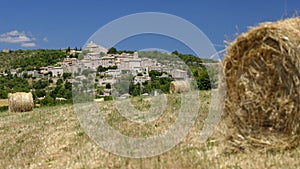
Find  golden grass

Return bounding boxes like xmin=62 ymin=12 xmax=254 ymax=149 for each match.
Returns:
xmin=0 ymin=91 xmax=299 ymax=168
xmin=0 ymin=99 xmax=8 ymax=107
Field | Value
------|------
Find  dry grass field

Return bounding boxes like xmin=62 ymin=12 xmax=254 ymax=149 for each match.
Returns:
xmin=0 ymin=99 xmax=8 ymax=107
xmin=0 ymin=91 xmax=299 ymax=169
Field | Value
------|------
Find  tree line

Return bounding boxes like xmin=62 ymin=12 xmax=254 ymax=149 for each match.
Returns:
xmin=0 ymin=72 xmax=73 ymax=107
xmin=0 ymin=49 xmax=69 ymax=72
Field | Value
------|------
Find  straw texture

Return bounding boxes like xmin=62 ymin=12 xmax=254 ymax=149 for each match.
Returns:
xmin=8 ymin=92 xmax=34 ymax=112
xmin=223 ymin=17 xmax=300 ymax=151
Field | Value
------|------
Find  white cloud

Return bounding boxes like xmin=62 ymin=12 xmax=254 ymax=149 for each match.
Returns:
xmin=6 ymin=30 xmax=20 ymax=36
xmin=43 ymin=37 xmax=48 ymax=42
xmin=21 ymin=42 xmax=36 ymax=47
xmin=0 ymin=30 xmax=37 ymax=47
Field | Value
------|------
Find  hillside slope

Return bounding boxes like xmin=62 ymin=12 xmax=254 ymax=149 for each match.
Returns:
xmin=0 ymin=49 xmax=67 ymax=72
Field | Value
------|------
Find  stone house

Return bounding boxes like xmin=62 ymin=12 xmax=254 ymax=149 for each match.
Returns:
xmin=50 ymin=67 xmax=64 ymax=77
xmin=134 ymin=74 xmax=151 ymax=84
xmin=101 ymin=55 xmax=115 ymax=67
xmin=27 ymin=70 xmax=40 ymax=77
xmin=171 ymin=69 xmax=188 ymax=80
xmin=105 ymin=69 xmax=121 ymax=77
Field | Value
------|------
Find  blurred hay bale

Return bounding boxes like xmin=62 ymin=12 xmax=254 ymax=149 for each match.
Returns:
xmin=8 ymin=92 xmax=34 ymax=112
xmin=223 ymin=17 xmax=300 ymax=151
xmin=94 ymin=98 xmax=104 ymax=102
xmin=170 ymin=81 xmax=190 ymax=94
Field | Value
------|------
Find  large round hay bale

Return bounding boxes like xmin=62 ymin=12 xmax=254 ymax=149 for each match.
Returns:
xmin=170 ymin=81 xmax=190 ymax=94
xmin=8 ymin=92 xmax=34 ymax=112
xmin=223 ymin=17 xmax=300 ymax=150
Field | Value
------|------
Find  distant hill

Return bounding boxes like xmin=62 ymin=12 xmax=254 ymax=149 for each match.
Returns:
xmin=0 ymin=49 xmax=68 ymax=72
xmin=137 ymin=50 xmax=220 ymax=90
xmin=0 ymin=49 xmax=217 ymax=72
xmin=138 ymin=50 xmax=218 ymax=65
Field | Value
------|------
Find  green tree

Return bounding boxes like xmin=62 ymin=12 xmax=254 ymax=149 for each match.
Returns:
xmin=57 ymin=87 xmax=66 ymax=98
xmin=35 ymin=90 xmax=46 ymax=97
xmin=62 ymin=72 xmax=72 ymax=80
xmin=105 ymin=83 xmax=111 ymax=89
xmin=33 ymin=79 xmax=49 ymax=89
xmin=197 ymin=69 xmax=211 ymax=90
xmin=142 ymin=81 xmax=152 ymax=94
xmin=0 ymin=90 xmax=8 ymax=99
xmin=40 ymin=94 xmax=55 ymax=106
xmin=172 ymin=50 xmax=179 ymax=55
xmin=104 ymin=96 xmax=113 ymax=101
xmin=108 ymin=65 xmax=118 ymax=69
xmin=56 ymin=78 xmax=63 ymax=86
xmin=149 ymin=70 xmax=163 ymax=79
xmin=70 ymin=53 xmax=79 ymax=58
xmin=97 ymin=65 xmax=108 ymax=72
xmin=129 ymin=82 xmax=141 ymax=96
xmin=65 ymin=81 xmax=72 ymax=90
xmin=66 ymin=46 xmax=71 ymax=53
xmin=22 ymin=73 xmax=29 ymax=79
xmin=107 ymin=47 xmax=117 ymax=54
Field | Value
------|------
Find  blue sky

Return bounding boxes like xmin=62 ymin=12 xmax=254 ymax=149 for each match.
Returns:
xmin=1 ymin=0 xmax=299 ymax=56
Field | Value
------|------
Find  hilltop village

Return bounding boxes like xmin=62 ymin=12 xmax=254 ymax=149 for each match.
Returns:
xmin=72 ymin=41 xmax=189 ymax=98
xmin=0 ymin=41 xmax=195 ymax=103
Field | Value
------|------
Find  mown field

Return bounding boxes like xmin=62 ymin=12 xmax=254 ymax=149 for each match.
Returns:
xmin=0 ymin=99 xmax=8 ymax=107
xmin=0 ymin=91 xmax=299 ymax=169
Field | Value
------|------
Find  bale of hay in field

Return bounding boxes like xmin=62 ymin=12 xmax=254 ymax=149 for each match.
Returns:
xmin=8 ymin=92 xmax=34 ymax=112
xmin=94 ymin=98 xmax=104 ymax=102
xmin=223 ymin=17 xmax=300 ymax=151
xmin=170 ymin=81 xmax=190 ymax=94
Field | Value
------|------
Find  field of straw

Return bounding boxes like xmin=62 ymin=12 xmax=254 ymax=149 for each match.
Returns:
xmin=0 ymin=99 xmax=8 ymax=107
xmin=0 ymin=91 xmax=299 ymax=169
